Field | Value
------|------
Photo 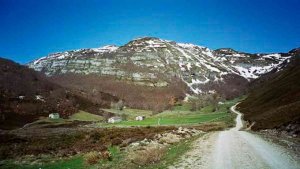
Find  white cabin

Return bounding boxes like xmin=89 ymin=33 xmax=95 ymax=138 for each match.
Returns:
xmin=135 ymin=116 xmax=145 ymax=121
xmin=49 ymin=113 xmax=60 ymax=119
xmin=108 ymin=117 xmax=122 ymax=123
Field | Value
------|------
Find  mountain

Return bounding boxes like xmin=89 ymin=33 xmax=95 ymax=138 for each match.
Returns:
xmin=238 ymin=51 xmax=300 ymax=131
xmin=27 ymin=37 xmax=293 ymax=110
xmin=0 ymin=58 xmax=117 ymax=129
xmin=28 ymin=37 xmax=291 ymax=93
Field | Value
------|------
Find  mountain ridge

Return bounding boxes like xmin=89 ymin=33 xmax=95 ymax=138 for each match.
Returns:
xmin=28 ymin=37 xmax=294 ymax=98
xmin=27 ymin=37 xmax=298 ymax=65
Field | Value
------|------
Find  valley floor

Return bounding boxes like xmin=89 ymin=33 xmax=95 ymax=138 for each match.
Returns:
xmin=2 ymin=101 xmax=299 ymax=169
xmin=170 ymin=104 xmax=300 ymax=169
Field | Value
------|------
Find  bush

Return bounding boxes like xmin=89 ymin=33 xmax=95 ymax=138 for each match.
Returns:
xmin=158 ymin=133 xmax=181 ymax=144
xmin=84 ymin=151 xmax=101 ymax=165
xmin=111 ymin=100 xmax=124 ymax=110
xmin=101 ymin=150 xmax=112 ymax=161
xmin=129 ymin=146 xmax=166 ymax=166
xmin=121 ymin=113 xmax=128 ymax=120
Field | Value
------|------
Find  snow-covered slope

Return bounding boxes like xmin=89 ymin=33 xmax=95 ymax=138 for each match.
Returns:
xmin=28 ymin=37 xmax=292 ymax=95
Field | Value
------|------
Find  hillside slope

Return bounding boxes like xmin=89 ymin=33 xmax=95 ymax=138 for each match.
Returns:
xmin=0 ymin=58 xmax=117 ymax=129
xmin=238 ymin=51 xmax=300 ymax=130
xmin=49 ymin=74 xmax=187 ymax=112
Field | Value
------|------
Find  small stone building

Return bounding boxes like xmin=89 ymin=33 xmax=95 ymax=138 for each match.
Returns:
xmin=135 ymin=116 xmax=145 ymax=121
xmin=49 ymin=113 xmax=60 ymax=119
xmin=108 ymin=116 xmax=122 ymax=123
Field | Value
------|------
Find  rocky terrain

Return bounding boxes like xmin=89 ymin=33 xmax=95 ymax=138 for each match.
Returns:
xmin=28 ymin=37 xmax=292 ymax=99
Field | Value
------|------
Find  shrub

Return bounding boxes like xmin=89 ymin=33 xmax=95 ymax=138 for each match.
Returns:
xmin=84 ymin=151 xmax=101 ymax=165
xmin=121 ymin=113 xmax=128 ymax=120
xmin=158 ymin=133 xmax=181 ymax=144
xmin=129 ymin=146 xmax=166 ymax=166
xmin=101 ymin=150 xmax=112 ymax=161
xmin=111 ymin=138 xmax=123 ymax=146
xmin=111 ymin=100 xmax=125 ymax=110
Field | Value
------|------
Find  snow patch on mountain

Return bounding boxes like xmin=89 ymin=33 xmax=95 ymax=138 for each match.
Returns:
xmin=92 ymin=45 xmax=118 ymax=53
xmin=177 ymin=43 xmax=206 ymax=50
xmin=174 ymin=46 xmax=193 ymax=60
xmin=28 ymin=37 xmax=293 ymax=95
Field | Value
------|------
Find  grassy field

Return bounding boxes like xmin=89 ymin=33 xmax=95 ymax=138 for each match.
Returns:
xmin=22 ymin=117 xmax=73 ymax=128
xmin=102 ymin=108 xmax=153 ymax=120
xmin=69 ymin=110 xmax=104 ymax=121
xmin=25 ymin=97 xmax=240 ymax=128
xmin=108 ymin=112 xmax=229 ymax=127
xmin=98 ymin=98 xmax=239 ymax=127
xmin=0 ymin=156 xmax=84 ymax=169
xmin=22 ymin=110 xmax=104 ymax=129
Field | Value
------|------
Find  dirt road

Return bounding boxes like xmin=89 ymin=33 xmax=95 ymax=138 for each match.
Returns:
xmin=170 ymin=103 xmax=300 ymax=169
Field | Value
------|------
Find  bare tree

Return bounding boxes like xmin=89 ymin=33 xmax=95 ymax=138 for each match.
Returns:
xmin=210 ymin=92 xmax=221 ymax=112
xmin=102 ymin=112 xmax=111 ymax=122
xmin=121 ymin=113 xmax=128 ymax=121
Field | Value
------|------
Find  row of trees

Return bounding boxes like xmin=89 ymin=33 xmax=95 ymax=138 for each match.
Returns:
xmin=188 ymin=92 xmax=222 ymax=112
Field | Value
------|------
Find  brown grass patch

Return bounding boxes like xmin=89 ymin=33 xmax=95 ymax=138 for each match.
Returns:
xmin=84 ymin=151 xmax=102 ymax=165
xmin=0 ymin=126 xmax=175 ymax=160
xmin=129 ymin=146 xmax=166 ymax=166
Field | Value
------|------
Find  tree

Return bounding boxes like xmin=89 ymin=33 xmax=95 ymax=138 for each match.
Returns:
xmin=111 ymin=100 xmax=124 ymax=110
xmin=189 ymin=97 xmax=199 ymax=111
xmin=121 ymin=113 xmax=128 ymax=121
xmin=188 ymin=95 xmax=209 ymax=111
xmin=210 ymin=92 xmax=221 ymax=112
xmin=102 ymin=112 xmax=111 ymax=122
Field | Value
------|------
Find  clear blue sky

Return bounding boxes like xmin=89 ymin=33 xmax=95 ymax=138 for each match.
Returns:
xmin=1 ymin=0 xmax=300 ymax=64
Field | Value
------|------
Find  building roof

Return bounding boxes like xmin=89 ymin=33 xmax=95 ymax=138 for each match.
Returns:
xmin=109 ymin=116 xmax=122 ymax=120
